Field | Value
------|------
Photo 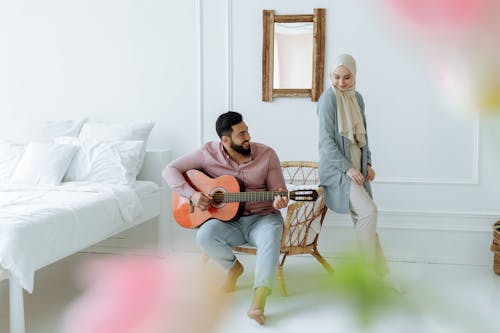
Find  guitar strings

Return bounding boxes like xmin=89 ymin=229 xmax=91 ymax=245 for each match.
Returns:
xmin=209 ymin=190 xmax=316 ymax=202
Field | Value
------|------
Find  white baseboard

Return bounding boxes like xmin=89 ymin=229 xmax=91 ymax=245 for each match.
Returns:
xmin=160 ymin=209 xmax=499 ymax=267
xmin=317 ymin=210 xmax=499 ymax=266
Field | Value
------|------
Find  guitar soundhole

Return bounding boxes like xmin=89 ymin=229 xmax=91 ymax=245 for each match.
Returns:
xmin=210 ymin=190 xmax=225 ymax=208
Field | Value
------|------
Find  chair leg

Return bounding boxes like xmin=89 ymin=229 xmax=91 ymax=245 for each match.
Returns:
xmin=277 ymin=265 xmax=287 ymax=297
xmin=311 ymin=247 xmax=334 ymax=274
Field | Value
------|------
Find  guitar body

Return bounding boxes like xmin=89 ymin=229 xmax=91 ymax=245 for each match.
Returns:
xmin=172 ymin=170 xmax=243 ymax=228
xmin=172 ymin=169 xmax=318 ymax=229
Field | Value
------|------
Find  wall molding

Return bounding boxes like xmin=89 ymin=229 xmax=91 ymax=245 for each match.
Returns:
xmin=226 ymin=0 xmax=234 ymax=110
xmin=319 ymin=208 xmax=497 ymax=266
xmin=224 ymin=3 xmax=480 ymax=186
xmin=324 ymin=208 xmax=499 ymax=232
xmin=195 ymin=0 xmax=204 ymax=146
xmin=375 ymin=114 xmax=480 ymax=185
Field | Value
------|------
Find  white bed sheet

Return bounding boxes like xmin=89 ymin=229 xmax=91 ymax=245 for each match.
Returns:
xmin=0 ymin=180 xmax=160 ymax=293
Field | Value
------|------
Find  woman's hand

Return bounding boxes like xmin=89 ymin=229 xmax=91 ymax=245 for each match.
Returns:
xmin=273 ymin=188 xmax=289 ymax=210
xmin=347 ymin=168 xmax=364 ymax=185
xmin=366 ymin=165 xmax=376 ymax=182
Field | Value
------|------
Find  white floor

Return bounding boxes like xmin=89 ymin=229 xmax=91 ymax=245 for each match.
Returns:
xmin=1 ymin=252 xmax=500 ymax=333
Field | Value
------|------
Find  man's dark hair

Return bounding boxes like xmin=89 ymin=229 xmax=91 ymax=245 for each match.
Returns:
xmin=215 ymin=111 xmax=243 ymax=138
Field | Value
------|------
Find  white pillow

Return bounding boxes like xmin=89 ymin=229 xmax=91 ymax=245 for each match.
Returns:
xmin=2 ymin=119 xmax=86 ymax=144
xmin=78 ymin=121 xmax=154 ymax=175
xmin=56 ymin=137 xmax=144 ymax=186
xmin=0 ymin=139 xmax=26 ymax=183
xmin=10 ymin=142 xmax=78 ymax=186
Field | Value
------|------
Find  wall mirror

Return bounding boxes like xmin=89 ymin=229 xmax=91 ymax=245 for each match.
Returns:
xmin=262 ymin=8 xmax=325 ymax=102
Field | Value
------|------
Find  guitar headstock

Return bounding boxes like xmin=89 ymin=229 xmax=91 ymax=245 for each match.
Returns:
xmin=289 ymin=189 xmax=318 ymax=201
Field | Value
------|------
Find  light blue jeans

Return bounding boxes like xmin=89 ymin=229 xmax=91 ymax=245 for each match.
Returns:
xmin=196 ymin=213 xmax=283 ymax=290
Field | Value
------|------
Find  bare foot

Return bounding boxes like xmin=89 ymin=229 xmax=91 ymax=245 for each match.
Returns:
xmin=247 ymin=308 xmax=265 ymax=325
xmin=221 ymin=260 xmax=243 ymax=292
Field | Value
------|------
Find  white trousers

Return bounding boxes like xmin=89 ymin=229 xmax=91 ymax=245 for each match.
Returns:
xmin=349 ymin=182 xmax=388 ymax=275
xmin=349 ymin=144 xmax=389 ymax=275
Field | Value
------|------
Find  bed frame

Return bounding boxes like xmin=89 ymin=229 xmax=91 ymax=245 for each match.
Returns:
xmin=7 ymin=149 xmax=171 ymax=333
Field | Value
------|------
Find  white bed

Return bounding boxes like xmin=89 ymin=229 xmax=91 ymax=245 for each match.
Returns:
xmin=0 ymin=119 xmax=172 ymax=333
xmin=1 ymin=137 xmax=170 ymax=333
xmin=0 ymin=180 xmax=161 ymax=293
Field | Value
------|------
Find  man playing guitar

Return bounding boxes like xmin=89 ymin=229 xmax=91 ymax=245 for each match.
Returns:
xmin=162 ymin=111 xmax=288 ymax=325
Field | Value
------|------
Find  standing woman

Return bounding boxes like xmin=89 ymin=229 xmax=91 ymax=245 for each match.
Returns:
xmin=316 ymin=54 xmax=388 ymax=276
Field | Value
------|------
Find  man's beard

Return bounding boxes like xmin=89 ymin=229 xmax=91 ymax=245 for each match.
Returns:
xmin=230 ymin=140 xmax=251 ymax=155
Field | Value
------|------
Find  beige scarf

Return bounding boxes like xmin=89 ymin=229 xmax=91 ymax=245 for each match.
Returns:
xmin=330 ymin=54 xmax=366 ymax=148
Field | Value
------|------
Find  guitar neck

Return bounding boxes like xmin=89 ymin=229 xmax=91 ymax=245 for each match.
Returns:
xmin=219 ymin=191 xmax=289 ymax=203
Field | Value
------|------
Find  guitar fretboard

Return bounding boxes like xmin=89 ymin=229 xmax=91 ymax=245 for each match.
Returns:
xmin=213 ymin=191 xmax=289 ymax=203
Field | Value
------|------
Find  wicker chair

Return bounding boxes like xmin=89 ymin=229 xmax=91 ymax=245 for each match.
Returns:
xmin=232 ymin=161 xmax=333 ymax=296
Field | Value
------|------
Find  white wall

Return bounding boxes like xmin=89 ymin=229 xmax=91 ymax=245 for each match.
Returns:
xmin=0 ymin=0 xmax=198 ymax=156
xmin=1 ymin=0 xmax=499 ymax=265
xmin=201 ymin=0 xmax=500 ymax=265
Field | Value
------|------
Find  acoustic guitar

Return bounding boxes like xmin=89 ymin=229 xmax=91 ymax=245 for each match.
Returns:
xmin=172 ymin=169 xmax=318 ymax=228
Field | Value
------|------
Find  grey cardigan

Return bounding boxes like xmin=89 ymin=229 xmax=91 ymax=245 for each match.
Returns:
xmin=316 ymin=87 xmax=373 ymax=214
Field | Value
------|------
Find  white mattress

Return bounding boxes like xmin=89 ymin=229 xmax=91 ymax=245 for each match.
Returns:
xmin=0 ymin=180 xmax=160 ymax=293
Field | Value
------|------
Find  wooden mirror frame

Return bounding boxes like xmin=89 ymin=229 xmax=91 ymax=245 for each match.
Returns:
xmin=262 ymin=8 xmax=325 ymax=102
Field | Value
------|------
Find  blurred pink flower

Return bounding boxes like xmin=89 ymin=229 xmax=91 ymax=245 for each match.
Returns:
xmin=61 ymin=255 xmax=173 ymax=333
xmin=380 ymin=0 xmax=500 ymax=113
xmin=384 ymin=0 xmax=492 ymax=32
xmin=61 ymin=254 xmax=226 ymax=333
